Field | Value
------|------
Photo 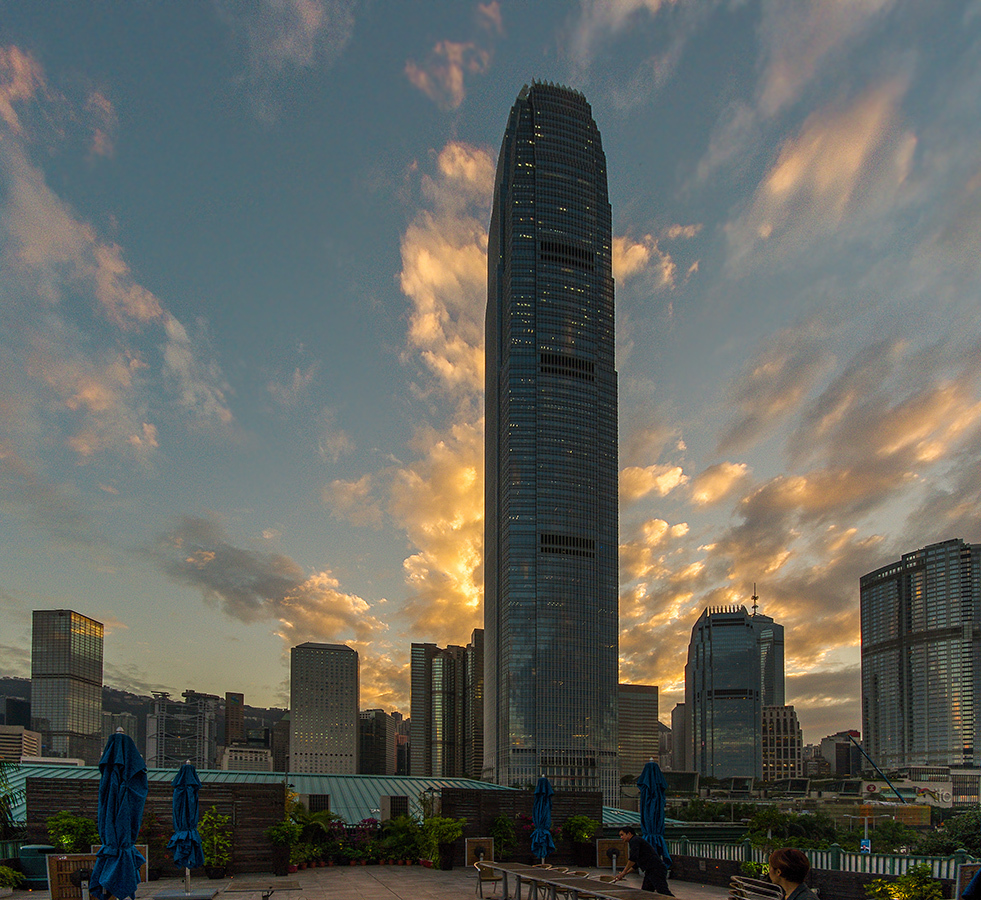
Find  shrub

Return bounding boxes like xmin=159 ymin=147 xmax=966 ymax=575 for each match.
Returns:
xmin=199 ymin=806 xmax=232 ymax=868
xmin=562 ymin=815 xmax=599 ymax=845
xmin=0 ymin=866 xmax=25 ymax=889
xmin=47 ymin=811 xmax=99 ymax=853
xmin=419 ymin=816 xmax=465 ymax=868
xmin=866 ymin=865 xmax=943 ymax=900
xmin=489 ymin=814 xmax=516 ymax=861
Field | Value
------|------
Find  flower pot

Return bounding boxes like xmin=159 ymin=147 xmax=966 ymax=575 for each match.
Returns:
xmin=420 ymin=858 xmax=432 ymax=868
xmin=287 ymin=865 xmax=298 ymax=874
xmin=205 ymin=865 xmax=226 ymax=880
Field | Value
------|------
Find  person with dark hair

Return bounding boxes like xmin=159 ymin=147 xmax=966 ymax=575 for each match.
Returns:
xmin=768 ymin=848 xmax=819 ymax=900
xmin=615 ymin=826 xmax=673 ymax=896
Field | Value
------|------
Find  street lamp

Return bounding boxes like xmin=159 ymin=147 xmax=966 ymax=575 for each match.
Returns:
xmin=843 ymin=813 xmax=894 ymax=853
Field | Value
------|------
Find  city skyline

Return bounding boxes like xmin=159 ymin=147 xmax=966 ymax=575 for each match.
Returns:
xmin=2 ymin=3 xmax=981 ymax=745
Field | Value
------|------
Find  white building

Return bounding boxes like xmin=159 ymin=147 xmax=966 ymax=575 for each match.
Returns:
xmin=290 ymin=642 xmax=359 ymax=774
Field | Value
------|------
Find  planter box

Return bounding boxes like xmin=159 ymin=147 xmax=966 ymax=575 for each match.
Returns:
xmin=48 ymin=846 xmax=149 ymax=900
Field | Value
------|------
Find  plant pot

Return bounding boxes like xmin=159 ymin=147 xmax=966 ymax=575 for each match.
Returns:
xmin=205 ymin=865 xmax=226 ymax=880
xmin=420 ymin=858 xmax=432 ymax=868
xmin=287 ymin=865 xmax=298 ymax=874
xmin=147 ymin=867 xmax=161 ymax=882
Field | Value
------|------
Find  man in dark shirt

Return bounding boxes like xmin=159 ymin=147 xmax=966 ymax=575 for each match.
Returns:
xmin=614 ymin=826 xmax=673 ymax=896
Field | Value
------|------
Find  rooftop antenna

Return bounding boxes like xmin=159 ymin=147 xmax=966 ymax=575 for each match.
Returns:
xmin=751 ymin=583 xmax=759 ymax=617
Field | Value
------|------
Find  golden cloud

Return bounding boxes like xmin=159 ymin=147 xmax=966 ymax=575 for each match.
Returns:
xmin=620 ymin=463 xmax=687 ymax=504
xmin=690 ymin=461 xmax=750 ymax=505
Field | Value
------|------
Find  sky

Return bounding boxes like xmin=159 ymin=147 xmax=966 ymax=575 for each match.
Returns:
xmin=1 ymin=0 xmax=981 ymax=746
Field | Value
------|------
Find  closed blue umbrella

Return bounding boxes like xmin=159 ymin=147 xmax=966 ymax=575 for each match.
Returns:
xmin=637 ymin=759 xmax=671 ymax=868
xmin=89 ymin=729 xmax=149 ymax=900
xmin=169 ymin=763 xmax=205 ymax=892
xmin=530 ymin=776 xmax=555 ymax=862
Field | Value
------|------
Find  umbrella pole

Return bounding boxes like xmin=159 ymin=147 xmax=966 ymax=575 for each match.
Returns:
xmin=185 ymin=867 xmax=191 ymax=894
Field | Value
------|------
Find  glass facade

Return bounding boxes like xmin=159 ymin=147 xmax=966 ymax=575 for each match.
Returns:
xmin=684 ymin=606 xmax=785 ymax=779
xmin=861 ymin=539 xmax=981 ymax=769
xmin=485 ymin=83 xmax=619 ymax=805
xmin=31 ymin=608 xmax=104 ymax=764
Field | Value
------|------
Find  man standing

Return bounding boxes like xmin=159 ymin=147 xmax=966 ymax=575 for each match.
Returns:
xmin=615 ymin=826 xmax=673 ymax=896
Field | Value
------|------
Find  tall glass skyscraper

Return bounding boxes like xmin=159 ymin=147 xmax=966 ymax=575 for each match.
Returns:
xmin=861 ymin=539 xmax=981 ymax=769
xmin=484 ymin=83 xmax=618 ymax=805
xmin=31 ymin=608 xmax=104 ymax=764
xmin=684 ymin=605 xmax=784 ymax=779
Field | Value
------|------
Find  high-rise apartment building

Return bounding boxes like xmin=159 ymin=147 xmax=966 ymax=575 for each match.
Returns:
xmin=819 ymin=730 xmax=863 ymax=776
xmin=861 ymin=539 xmax=981 ymax=770
xmin=101 ymin=711 xmax=138 ymax=744
xmin=485 ymin=82 xmax=619 ymax=805
xmin=762 ymin=706 xmax=803 ymax=781
xmin=0 ymin=725 xmax=42 ymax=761
xmin=618 ymin=683 xmax=659 ymax=778
xmin=290 ymin=642 xmax=359 ymax=774
xmin=685 ymin=605 xmax=785 ymax=779
xmin=410 ymin=629 xmax=483 ymax=778
xmin=31 ymin=609 xmax=104 ymax=764
xmin=146 ymin=689 xmax=220 ymax=769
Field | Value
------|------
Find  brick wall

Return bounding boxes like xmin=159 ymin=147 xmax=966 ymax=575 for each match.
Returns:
xmin=26 ymin=777 xmax=285 ymax=875
xmin=441 ymin=788 xmax=604 ymax=867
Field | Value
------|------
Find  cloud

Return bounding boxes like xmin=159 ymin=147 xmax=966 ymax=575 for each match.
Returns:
xmin=406 ymin=41 xmax=491 ymax=111
xmin=0 ymin=45 xmax=45 ymax=135
xmin=0 ymin=445 xmax=103 ymax=545
xmin=717 ymin=322 xmax=831 ymax=453
xmin=620 ymin=464 xmax=687 ymax=504
xmin=569 ymin=0 xmax=680 ymax=69
xmin=726 ymin=81 xmax=916 ymax=268
xmin=399 ymin=142 xmax=493 ymax=401
xmin=267 ymin=362 xmax=318 ymax=408
xmin=477 ymin=2 xmax=503 ymax=34
xmin=387 ymin=421 xmax=484 ymax=643
xmin=153 ymin=514 xmax=387 ymax=645
xmin=325 ymin=474 xmax=383 ymax=527
xmin=0 ymin=47 xmax=233 ymax=465
xmin=756 ymin=0 xmax=897 ymax=118
xmin=316 ymin=407 xmax=354 ymax=462
xmin=85 ymin=90 xmax=117 ymax=158
xmin=786 ymin=667 xmax=862 ymax=741
xmin=162 ymin=316 xmax=234 ymax=427
xmin=613 ymin=234 xmax=676 ymax=287
xmin=690 ymin=461 xmax=750 ymax=506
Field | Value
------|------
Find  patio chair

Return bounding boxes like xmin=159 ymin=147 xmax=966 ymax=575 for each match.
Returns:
xmin=474 ymin=862 xmax=503 ymax=898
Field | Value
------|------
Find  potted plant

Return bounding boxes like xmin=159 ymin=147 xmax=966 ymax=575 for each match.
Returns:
xmin=199 ymin=806 xmax=232 ymax=879
xmin=0 ymin=866 xmax=25 ymax=899
xmin=47 ymin=811 xmax=100 ymax=853
xmin=420 ymin=816 xmax=465 ymax=870
xmin=561 ymin=815 xmax=599 ymax=868
xmin=489 ymin=814 xmax=516 ymax=861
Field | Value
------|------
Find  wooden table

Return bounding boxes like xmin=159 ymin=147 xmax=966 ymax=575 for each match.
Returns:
xmin=480 ymin=863 xmax=668 ymax=900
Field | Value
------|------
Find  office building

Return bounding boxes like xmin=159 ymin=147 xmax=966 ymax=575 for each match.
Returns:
xmin=102 ymin=711 xmax=138 ymax=743
xmin=290 ymin=642 xmax=359 ymax=774
xmin=31 ymin=609 xmax=104 ymax=764
xmin=410 ymin=629 xmax=483 ymax=778
xmin=685 ymin=605 xmax=785 ymax=779
xmin=484 ymin=82 xmax=619 ymax=805
xmin=0 ymin=725 xmax=42 ymax=760
xmin=670 ymin=703 xmax=688 ymax=772
xmin=272 ymin=713 xmax=290 ymax=773
xmin=618 ymin=683 xmax=659 ymax=778
xmin=225 ymin=692 xmax=245 ymax=745
xmin=359 ymin=709 xmax=397 ymax=775
xmin=220 ymin=744 xmax=273 ymax=771
xmin=146 ymin=689 xmax=220 ymax=769
xmin=861 ymin=539 xmax=981 ymax=769
xmin=762 ymin=706 xmax=803 ymax=781
xmin=819 ymin=730 xmax=862 ymax=776
xmin=1 ymin=697 xmax=31 ymax=728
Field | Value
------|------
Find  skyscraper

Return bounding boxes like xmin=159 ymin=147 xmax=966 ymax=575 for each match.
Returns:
xmin=290 ymin=642 xmax=359 ymax=774
xmin=684 ymin=605 xmax=785 ymax=779
xmin=146 ymin=689 xmax=220 ymax=769
xmin=31 ymin=609 xmax=104 ymax=764
xmin=861 ymin=539 xmax=981 ymax=770
xmin=618 ymin=683 xmax=659 ymax=778
xmin=410 ymin=629 xmax=483 ymax=778
xmin=485 ymin=82 xmax=619 ymax=804
xmin=761 ymin=706 xmax=803 ymax=781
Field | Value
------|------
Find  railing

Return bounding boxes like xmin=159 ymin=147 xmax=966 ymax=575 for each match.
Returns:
xmin=665 ymin=837 xmax=979 ymax=881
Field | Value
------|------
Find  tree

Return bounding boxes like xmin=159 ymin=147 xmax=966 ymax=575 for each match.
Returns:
xmin=866 ymin=864 xmax=943 ymax=900
xmin=746 ymin=808 xmax=837 ymax=849
xmin=0 ymin=761 xmax=23 ymax=840
xmin=915 ymin=808 xmax=981 ymax=857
